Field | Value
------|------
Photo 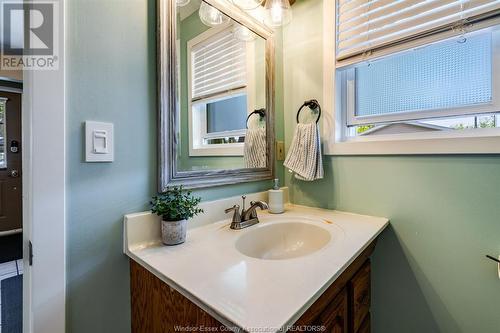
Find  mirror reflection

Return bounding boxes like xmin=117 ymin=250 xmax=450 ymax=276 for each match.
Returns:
xmin=176 ymin=0 xmax=267 ymax=172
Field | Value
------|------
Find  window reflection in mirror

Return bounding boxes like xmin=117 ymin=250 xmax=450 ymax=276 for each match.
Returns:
xmin=176 ymin=0 xmax=267 ymax=172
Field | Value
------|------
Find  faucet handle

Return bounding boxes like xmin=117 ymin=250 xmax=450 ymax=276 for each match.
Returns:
xmin=248 ymin=201 xmax=268 ymax=219
xmin=249 ymin=201 xmax=257 ymax=219
xmin=241 ymin=195 xmax=247 ymax=212
xmin=225 ymin=205 xmax=241 ymax=223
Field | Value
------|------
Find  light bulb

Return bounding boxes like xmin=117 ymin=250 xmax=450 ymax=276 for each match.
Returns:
xmin=233 ymin=25 xmax=257 ymax=41
xmin=176 ymin=0 xmax=191 ymax=7
xmin=199 ymin=2 xmax=230 ymax=27
xmin=264 ymin=0 xmax=292 ymax=27
xmin=247 ymin=6 xmax=266 ymax=23
xmin=231 ymin=0 xmax=264 ymax=10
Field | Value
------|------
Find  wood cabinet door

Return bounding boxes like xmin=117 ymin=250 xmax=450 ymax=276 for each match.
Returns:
xmin=357 ymin=316 xmax=370 ymax=333
xmin=316 ymin=288 xmax=348 ymax=333
xmin=130 ymin=260 xmax=222 ymax=333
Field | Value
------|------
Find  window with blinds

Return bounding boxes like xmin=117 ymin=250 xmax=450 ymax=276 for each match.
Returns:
xmin=188 ymin=25 xmax=249 ymax=151
xmin=336 ymin=0 xmax=500 ymax=62
xmin=191 ymin=28 xmax=247 ymax=100
xmin=335 ymin=0 xmax=500 ymax=140
xmin=352 ymin=31 xmax=493 ymax=123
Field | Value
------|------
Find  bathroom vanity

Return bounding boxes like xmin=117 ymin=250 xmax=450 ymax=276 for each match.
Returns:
xmin=124 ymin=203 xmax=388 ymax=333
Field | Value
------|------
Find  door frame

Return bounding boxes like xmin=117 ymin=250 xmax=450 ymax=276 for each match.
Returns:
xmin=21 ymin=0 xmax=66 ymax=332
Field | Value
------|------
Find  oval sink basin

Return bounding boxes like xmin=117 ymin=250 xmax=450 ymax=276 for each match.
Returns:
xmin=235 ymin=222 xmax=331 ymax=260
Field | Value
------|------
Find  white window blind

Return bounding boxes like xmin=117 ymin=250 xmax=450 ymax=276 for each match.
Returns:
xmin=191 ymin=28 xmax=246 ymax=100
xmin=336 ymin=0 xmax=500 ymax=61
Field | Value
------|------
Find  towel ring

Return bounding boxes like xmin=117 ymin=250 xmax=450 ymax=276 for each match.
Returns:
xmin=296 ymin=99 xmax=321 ymax=124
xmin=246 ymin=108 xmax=266 ymax=129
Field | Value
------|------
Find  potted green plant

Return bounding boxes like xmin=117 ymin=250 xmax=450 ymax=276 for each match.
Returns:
xmin=151 ymin=186 xmax=203 ymax=245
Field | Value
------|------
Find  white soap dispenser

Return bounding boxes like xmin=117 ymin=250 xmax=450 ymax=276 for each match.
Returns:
xmin=268 ymin=178 xmax=284 ymax=214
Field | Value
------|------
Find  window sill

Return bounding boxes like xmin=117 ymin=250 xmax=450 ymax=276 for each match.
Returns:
xmin=323 ymin=128 xmax=500 ymax=155
xmin=189 ymin=143 xmax=244 ymax=157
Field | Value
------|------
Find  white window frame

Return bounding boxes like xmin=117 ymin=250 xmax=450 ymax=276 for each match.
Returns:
xmin=343 ymin=29 xmax=500 ymax=127
xmin=187 ymin=24 xmax=256 ymax=157
xmin=190 ymin=89 xmax=247 ymax=156
xmin=322 ymin=0 xmax=500 ymax=155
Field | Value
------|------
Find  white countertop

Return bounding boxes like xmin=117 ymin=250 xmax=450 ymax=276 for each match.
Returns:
xmin=123 ymin=204 xmax=388 ymax=332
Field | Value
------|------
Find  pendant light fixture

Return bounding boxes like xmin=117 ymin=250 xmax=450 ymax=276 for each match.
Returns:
xmin=264 ymin=0 xmax=292 ymax=27
xmin=231 ymin=0 xmax=264 ymax=10
xmin=233 ymin=25 xmax=257 ymax=41
xmin=199 ymin=1 xmax=230 ymax=27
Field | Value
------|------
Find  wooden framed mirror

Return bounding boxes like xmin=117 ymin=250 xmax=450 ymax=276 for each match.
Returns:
xmin=158 ymin=0 xmax=275 ymax=190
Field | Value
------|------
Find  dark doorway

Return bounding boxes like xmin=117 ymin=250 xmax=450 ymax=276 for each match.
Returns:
xmin=0 ymin=84 xmax=23 ymax=333
xmin=0 ymin=91 xmax=22 ymax=234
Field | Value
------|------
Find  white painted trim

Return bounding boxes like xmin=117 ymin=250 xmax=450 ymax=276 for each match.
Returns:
xmin=22 ymin=70 xmax=33 ymax=333
xmin=322 ymin=3 xmax=500 ymax=155
xmin=189 ymin=143 xmax=245 ymax=156
xmin=22 ymin=0 xmax=66 ymax=332
xmin=189 ymin=91 xmax=246 ymax=156
xmin=321 ymin=0 xmax=338 ymax=152
xmin=331 ymin=128 xmax=500 ymax=155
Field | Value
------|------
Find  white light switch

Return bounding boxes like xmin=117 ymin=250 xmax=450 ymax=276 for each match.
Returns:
xmin=85 ymin=121 xmax=114 ymax=162
xmin=93 ymin=130 xmax=108 ymax=154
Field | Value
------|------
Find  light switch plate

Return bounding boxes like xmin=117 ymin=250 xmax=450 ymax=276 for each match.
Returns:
xmin=85 ymin=121 xmax=114 ymax=162
xmin=276 ymin=141 xmax=285 ymax=161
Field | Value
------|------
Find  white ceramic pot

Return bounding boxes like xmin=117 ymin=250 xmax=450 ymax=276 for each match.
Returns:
xmin=161 ymin=219 xmax=187 ymax=245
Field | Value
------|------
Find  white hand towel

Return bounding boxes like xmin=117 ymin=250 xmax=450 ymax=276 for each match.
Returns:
xmin=244 ymin=127 xmax=267 ymax=168
xmin=283 ymin=122 xmax=323 ymax=181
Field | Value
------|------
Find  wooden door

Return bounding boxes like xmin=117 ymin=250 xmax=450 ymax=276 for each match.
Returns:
xmin=0 ymin=91 xmax=22 ymax=233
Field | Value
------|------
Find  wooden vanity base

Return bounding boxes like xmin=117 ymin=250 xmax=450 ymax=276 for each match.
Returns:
xmin=130 ymin=241 xmax=376 ymax=333
xmin=130 ymin=261 xmax=221 ymax=332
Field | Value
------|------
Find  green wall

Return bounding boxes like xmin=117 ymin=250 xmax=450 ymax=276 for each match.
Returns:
xmin=300 ymin=157 xmax=500 ymax=333
xmin=284 ymin=1 xmax=500 ymax=332
xmin=66 ymin=1 xmax=156 ymax=331
xmin=66 ymin=1 xmax=284 ymax=332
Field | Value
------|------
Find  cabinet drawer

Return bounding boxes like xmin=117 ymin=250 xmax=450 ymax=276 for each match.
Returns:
xmin=350 ymin=260 xmax=370 ymax=333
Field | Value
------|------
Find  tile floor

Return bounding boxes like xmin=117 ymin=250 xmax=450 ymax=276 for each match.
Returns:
xmin=0 ymin=260 xmax=23 ymax=333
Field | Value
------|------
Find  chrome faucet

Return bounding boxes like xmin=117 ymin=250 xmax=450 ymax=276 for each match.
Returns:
xmin=225 ymin=196 xmax=268 ymax=230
